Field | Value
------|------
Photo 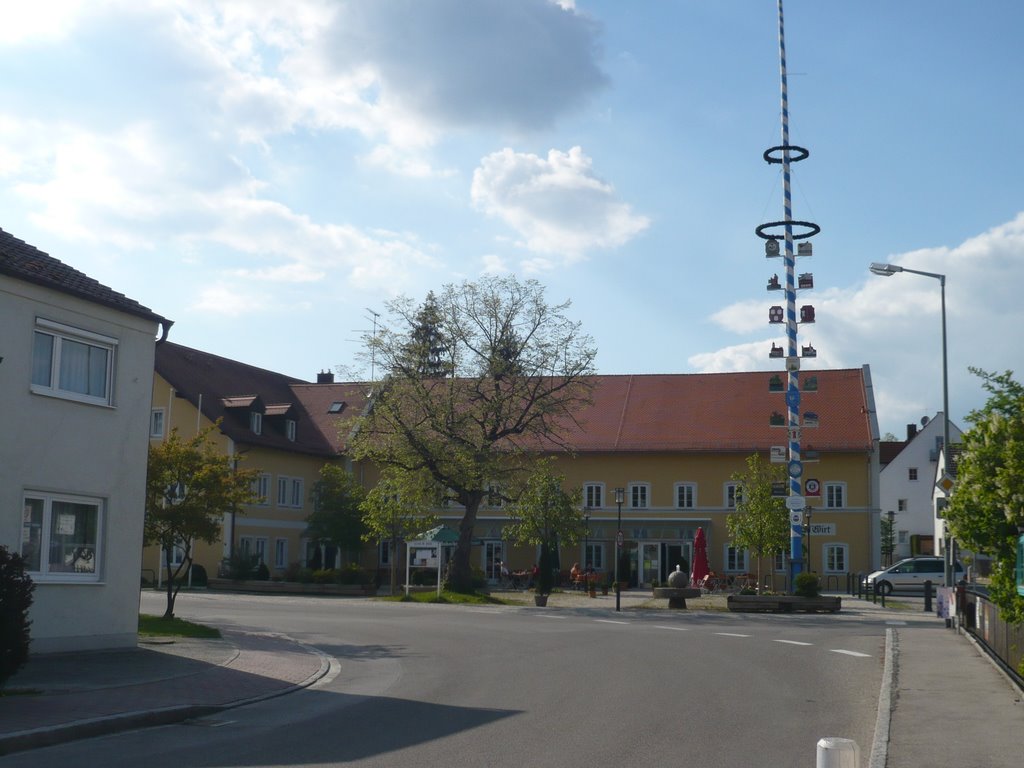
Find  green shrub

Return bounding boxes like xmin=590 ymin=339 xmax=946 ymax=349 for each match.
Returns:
xmin=794 ymin=571 xmax=820 ymax=598
xmin=255 ymin=561 xmax=270 ymax=581
xmin=410 ymin=568 xmax=436 ymax=586
xmin=336 ymin=563 xmax=370 ymax=585
xmin=190 ymin=563 xmax=208 ymax=587
xmin=312 ymin=568 xmax=336 ymax=584
xmin=226 ymin=551 xmax=257 ymax=580
xmin=1 ymin=546 xmax=34 ymax=688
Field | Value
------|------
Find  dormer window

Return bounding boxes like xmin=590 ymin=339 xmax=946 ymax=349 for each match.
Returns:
xmin=286 ymin=419 xmax=296 ymax=442
xmin=250 ymin=412 xmax=262 ymax=435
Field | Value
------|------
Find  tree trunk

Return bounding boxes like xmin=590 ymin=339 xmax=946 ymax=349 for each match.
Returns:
xmin=163 ymin=546 xmax=176 ymax=618
xmin=449 ymin=500 xmax=481 ymax=593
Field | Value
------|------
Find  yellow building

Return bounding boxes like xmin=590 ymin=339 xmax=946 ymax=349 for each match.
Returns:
xmin=146 ymin=343 xmax=880 ymax=592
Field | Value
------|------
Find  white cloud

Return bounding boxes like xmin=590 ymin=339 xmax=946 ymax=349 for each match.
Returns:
xmin=470 ymin=146 xmax=650 ymax=262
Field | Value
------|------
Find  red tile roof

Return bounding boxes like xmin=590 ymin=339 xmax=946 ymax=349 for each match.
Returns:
xmin=556 ymin=369 xmax=874 ymax=453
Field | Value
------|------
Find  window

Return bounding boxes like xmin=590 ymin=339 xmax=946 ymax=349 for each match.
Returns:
xmin=31 ymin=319 xmax=116 ymax=405
xmin=379 ymin=540 xmax=392 ymax=565
xmin=908 ymin=467 xmax=918 ymax=481
xmin=629 ymin=483 xmax=649 ymax=509
xmin=724 ymin=545 xmax=749 ymax=572
xmin=773 ymin=551 xmax=787 ymax=572
xmin=328 ymin=401 xmax=346 ymax=413
xmin=584 ymin=543 xmax=605 ymax=570
xmin=277 ymin=476 xmax=304 ymax=509
xmin=897 ymin=499 xmax=908 ymax=512
xmin=897 ymin=530 xmax=908 ymax=545
xmin=274 ymin=538 xmax=288 ymax=569
xmin=252 ymin=473 xmax=271 ymax=505
xmin=254 ymin=537 xmax=268 ymax=565
xmin=725 ymin=483 xmax=741 ymax=508
xmin=150 ymin=408 xmax=165 ymax=438
xmin=824 ymin=482 xmax=846 ymax=509
xmin=824 ymin=544 xmax=848 ymax=573
xmin=286 ymin=419 xmax=297 ymax=442
xmin=486 ymin=485 xmax=503 ymax=508
xmin=21 ymin=492 xmax=102 ymax=580
xmin=675 ymin=483 xmax=696 ymax=509
xmin=584 ymin=483 xmax=603 ymax=509
xmin=250 ymin=412 xmax=262 ymax=435
xmin=238 ymin=537 xmax=253 ymax=557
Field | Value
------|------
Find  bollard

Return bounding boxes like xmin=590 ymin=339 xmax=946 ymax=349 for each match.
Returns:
xmin=880 ymin=585 xmax=886 ymax=607
xmin=856 ymin=573 xmax=862 ymax=598
xmin=816 ymin=737 xmax=860 ymax=768
xmin=872 ymin=582 xmax=877 ymax=604
xmin=924 ymin=580 xmax=932 ymax=613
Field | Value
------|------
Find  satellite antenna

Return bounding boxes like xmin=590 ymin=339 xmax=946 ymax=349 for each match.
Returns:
xmin=921 ymin=416 xmax=929 ymax=427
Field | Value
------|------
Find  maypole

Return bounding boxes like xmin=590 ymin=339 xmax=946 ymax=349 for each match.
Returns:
xmin=759 ymin=0 xmax=819 ymax=590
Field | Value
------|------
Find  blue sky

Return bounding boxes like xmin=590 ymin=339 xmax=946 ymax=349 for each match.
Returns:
xmin=2 ymin=0 xmax=1022 ymax=439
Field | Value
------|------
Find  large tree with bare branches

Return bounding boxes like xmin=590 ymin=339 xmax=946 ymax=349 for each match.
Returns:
xmin=350 ymin=275 xmax=596 ymax=592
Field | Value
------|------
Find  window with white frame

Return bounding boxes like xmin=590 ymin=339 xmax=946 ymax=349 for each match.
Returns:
xmin=824 ymin=482 xmax=846 ymax=509
xmin=824 ymin=543 xmax=848 ymax=573
xmin=238 ymin=537 xmax=253 ymax=558
xmin=254 ymin=537 xmax=268 ymax=565
xmin=898 ymin=499 xmax=908 ymax=512
xmin=286 ymin=419 xmax=297 ymax=442
xmin=31 ymin=319 xmax=116 ymax=406
xmin=277 ymin=476 xmax=304 ymax=508
xmin=725 ymin=482 xmax=741 ymax=508
xmin=584 ymin=543 xmax=605 ymax=570
xmin=250 ymin=411 xmax=262 ymax=435
xmin=675 ymin=483 xmax=696 ymax=509
xmin=252 ymin=473 xmax=270 ymax=505
xmin=150 ymin=408 xmax=165 ymax=438
xmin=274 ymin=538 xmax=288 ymax=569
xmin=724 ymin=545 xmax=749 ymax=572
xmin=629 ymin=483 xmax=649 ymax=509
xmin=584 ymin=483 xmax=603 ymax=509
xmin=773 ymin=551 xmax=786 ymax=572
xmin=487 ymin=485 xmax=503 ymax=508
xmin=21 ymin=492 xmax=102 ymax=580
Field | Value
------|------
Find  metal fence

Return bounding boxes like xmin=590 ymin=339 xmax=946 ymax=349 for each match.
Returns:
xmin=962 ymin=587 xmax=1024 ymax=688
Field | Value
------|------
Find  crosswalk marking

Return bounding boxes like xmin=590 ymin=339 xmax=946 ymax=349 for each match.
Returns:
xmin=715 ymin=632 xmax=751 ymax=638
xmin=595 ymin=619 xmax=630 ymax=625
xmin=831 ymin=649 xmax=871 ymax=657
xmin=773 ymin=639 xmax=813 ymax=646
xmin=655 ymin=625 xmax=690 ymax=632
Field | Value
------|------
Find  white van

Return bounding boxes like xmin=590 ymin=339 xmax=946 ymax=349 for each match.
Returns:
xmin=863 ymin=556 xmax=963 ymax=595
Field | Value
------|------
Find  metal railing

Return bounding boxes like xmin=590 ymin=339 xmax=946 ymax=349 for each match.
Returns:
xmin=961 ymin=587 xmax=1024 ymax=689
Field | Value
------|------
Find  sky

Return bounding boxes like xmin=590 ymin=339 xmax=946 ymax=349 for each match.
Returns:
xmin=2 ymin=0 xmax=1023 ymax=440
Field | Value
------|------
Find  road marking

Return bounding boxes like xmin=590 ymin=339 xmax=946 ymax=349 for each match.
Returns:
xmin=831 ymin=649 xmax=871 ymax=658
xmin=773 ymin=639 xmax=813 ymax=646
xmin=595 ymin=619 xmax=630 ymax=625
xmin=467 ymin=608 xmax=501 ymax=614
xmin=885 ymin=621 xmax=907 ymax=626
xmin=535 ymin=614 xmax=567 ymax=620
xmin=655 ymin=625 xmax=690 ymax=632
xmin=715 ymin=632 xmax=751 ymax=638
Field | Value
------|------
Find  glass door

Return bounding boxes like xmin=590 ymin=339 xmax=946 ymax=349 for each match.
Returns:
xmin=640 ymin=542 xmax=660 ymax=586
xmin=483 ymin=541 xmax=503 ymax=584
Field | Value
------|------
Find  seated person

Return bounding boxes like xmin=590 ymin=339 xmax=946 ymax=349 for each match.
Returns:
xmin=570 ymin=562 xmax=582 ymax=589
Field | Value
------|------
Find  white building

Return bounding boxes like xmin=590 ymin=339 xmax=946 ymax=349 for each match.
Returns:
xmin=1 ymin=228 xmax=171 ymax=652
xmin=878 ymin=414 xmax=962 ymax=564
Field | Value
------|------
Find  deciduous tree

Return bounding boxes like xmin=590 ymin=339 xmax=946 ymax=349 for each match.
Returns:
xmin=145 ymin=425 xmax=258 ymax=618
xmin=307 ymin=465 xmax=368 ymax=568
xmin=727 ymin=453 xmax=789 ymax=592
xmin=351 ymin=275 xmax=596 ymax=592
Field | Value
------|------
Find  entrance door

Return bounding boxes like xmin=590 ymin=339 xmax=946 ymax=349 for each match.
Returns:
xmin=640 ymin=543 xmax=660 ymax=587
xmin=483 ymin=541 xmax=503 ymax=583
xmin=664 ymin=542 xmax=693 ymax=582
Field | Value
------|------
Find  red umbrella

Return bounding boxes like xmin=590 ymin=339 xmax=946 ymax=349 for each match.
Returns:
xmin=690 ymin=526 xmax=710 ymax=587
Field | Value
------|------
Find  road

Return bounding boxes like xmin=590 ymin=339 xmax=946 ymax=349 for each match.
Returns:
xmin=15 ymin=592 xmax=888 ymax=767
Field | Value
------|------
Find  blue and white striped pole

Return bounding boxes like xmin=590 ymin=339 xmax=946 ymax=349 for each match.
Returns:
xmin=777 ymin=0 xmax=803 ymax=583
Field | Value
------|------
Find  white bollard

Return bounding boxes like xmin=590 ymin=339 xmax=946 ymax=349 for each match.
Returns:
xmin=816 ymin=737 xmax=860 ymax=768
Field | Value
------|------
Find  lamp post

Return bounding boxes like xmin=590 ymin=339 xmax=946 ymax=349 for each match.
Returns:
xmin=583 ymin=507 xmax=591 ymax=569
xmin=885 ymin=510 xmax=896 ymax=567
xmin=869 ymin=262 xmax=952 ymax=585
xmin=614 ymin=487 xmax=624 ymax=612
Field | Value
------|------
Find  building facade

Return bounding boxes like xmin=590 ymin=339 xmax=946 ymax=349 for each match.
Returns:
xmin=1 ymin=228 xmax=170 ymax=652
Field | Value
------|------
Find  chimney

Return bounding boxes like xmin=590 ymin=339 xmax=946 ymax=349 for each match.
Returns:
xmin=317 ymin=370 xmax=335 ymax=384
xmin=906 ymin=423 xmax=917 ymax=441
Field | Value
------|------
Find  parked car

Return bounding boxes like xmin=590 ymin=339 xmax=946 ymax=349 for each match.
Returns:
xmin=863 ymin=556 xmax=963 ymax=595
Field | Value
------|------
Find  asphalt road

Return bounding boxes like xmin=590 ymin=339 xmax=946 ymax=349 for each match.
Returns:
xmin=13 ymin=592 xmax=887 ymax=767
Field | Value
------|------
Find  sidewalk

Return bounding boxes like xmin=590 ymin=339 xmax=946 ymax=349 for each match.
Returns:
xmin=0 ymin=629 xmax=329 ymax=756
xmin=1 ymin=594 xmax=1022 ymax=764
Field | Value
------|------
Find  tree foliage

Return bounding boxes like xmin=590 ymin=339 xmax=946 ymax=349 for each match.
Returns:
xmin=505 ymin=460 xmax=584 ymax=595
xmin=145 ymin=425 xmax=259 ymax=618
xmin=359 ymin=469 xmax=439 ymax=594
xmin=727 ymin=453 xmax=789 ymax=592
xmin=351 ymin=275 xmax=596 ymax=592
xmin=307 ymin=464 xmax=368 ymax=566
xmin=946 ymin=368 xmax=1024 ymax=624
xmin=0 ymin=546 xmax=34 ymax=688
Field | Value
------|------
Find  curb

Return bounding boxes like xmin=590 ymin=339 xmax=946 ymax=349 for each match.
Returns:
xmin=868 ymin=627 xmax=896 ymax=768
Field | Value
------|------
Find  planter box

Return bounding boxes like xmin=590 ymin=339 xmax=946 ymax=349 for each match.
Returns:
xmin=727 ymin=595 xmax=841 ymax=613
xmin=208 ymin=578 xmax=376 ymax=596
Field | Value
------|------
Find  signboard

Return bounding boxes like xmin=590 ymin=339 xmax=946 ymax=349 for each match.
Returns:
xmin=804 ymin=478 xmax=821 ymax=497
xmin=790 ymin=511 xmax=803 ymax=524
xmin=771 ymin=481 xmax=787 ymax=497
xmin=936 ymin=473 xmax=955 ymax=495
xmin=770 ymin=445 xmax=787 ymax=463
xmin=808 ymin=523 xmax=835 ymax=536
xmin=788 ymin=459 xmax=803 ymax=479
xmin=785 ymin=495 xmax=806 ymax=510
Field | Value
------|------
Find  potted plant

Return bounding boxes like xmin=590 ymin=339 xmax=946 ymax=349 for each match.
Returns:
xmin=505 ymin=460 xmax=585 ymax=609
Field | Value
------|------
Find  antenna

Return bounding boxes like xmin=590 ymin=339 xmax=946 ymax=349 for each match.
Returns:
xmin=354 ymin=308 xmax=380 ymax=383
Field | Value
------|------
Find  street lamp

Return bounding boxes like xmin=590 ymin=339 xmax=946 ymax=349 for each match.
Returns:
xmin=869 ymin=262 xmax=952 ymax=585
xmin=886 ymin=510 xmax=896 ymax=567
xmin=583 ymin=507 xmax=591 ymax=569
xmin=614 ymin=487 xmax=625 ymax=612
